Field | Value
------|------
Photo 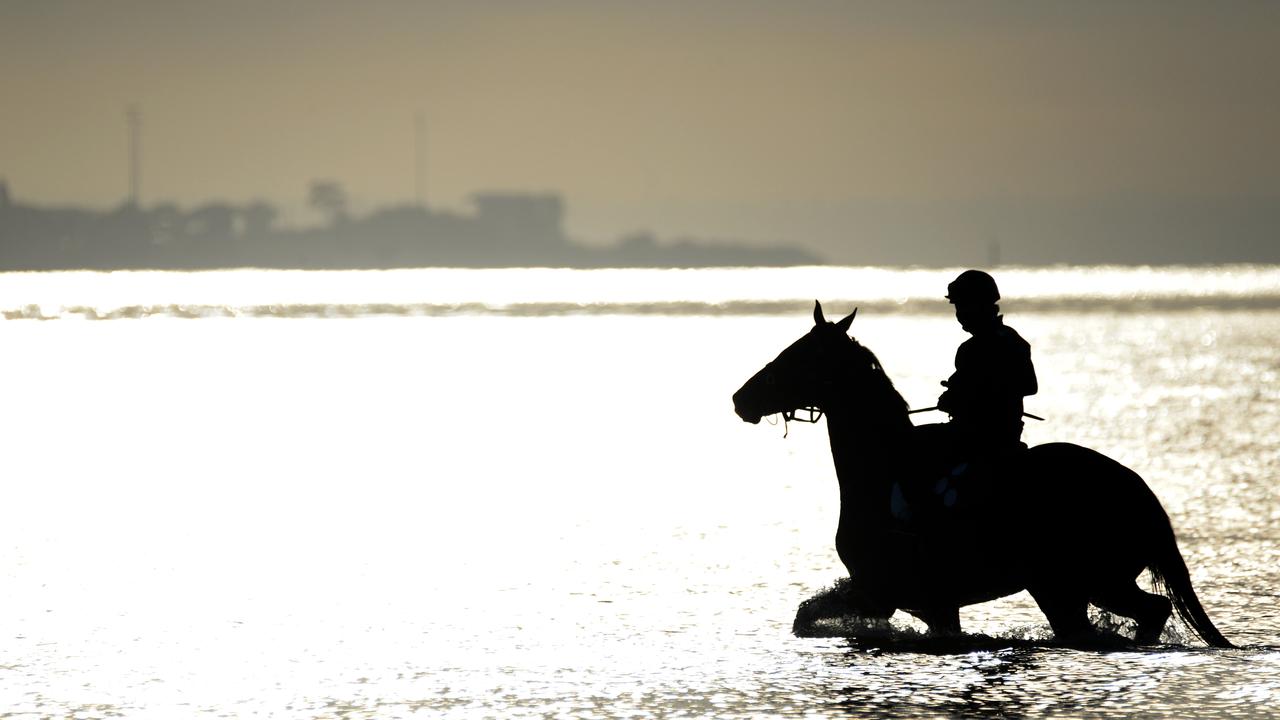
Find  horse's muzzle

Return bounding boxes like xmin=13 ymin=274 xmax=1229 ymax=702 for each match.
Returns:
xmin=733 ymin=391 xmax=762 ymax=424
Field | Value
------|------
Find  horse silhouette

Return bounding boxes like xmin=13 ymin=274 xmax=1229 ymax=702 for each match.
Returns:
xmin=731 ymin=301 xmax=1233 ymax=647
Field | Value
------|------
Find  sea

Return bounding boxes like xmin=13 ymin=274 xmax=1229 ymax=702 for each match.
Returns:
xmin=0 ymin=265 xmax=1277 ymax=718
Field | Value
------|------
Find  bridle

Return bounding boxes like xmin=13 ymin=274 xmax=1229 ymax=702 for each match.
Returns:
xmin=767 ymin=406 xmax=824 ymax=438
xmin=782 ymin=406 xmax=824 ymax=424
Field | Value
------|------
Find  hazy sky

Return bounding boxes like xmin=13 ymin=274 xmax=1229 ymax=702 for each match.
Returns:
xmin=2 ymin=1 xmax=1278 ymax=260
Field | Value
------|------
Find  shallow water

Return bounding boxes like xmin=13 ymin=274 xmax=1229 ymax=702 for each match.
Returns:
xmin=0 ymin=268 xmax=1277 ymax=717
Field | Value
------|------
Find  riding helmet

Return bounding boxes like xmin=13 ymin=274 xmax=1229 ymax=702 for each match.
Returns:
xmin=946 ymin=269 xmax=1000 ymax=305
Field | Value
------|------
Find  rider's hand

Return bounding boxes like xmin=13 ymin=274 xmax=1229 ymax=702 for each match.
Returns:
xmin=937 ymin=389 xmax=954 ymax=413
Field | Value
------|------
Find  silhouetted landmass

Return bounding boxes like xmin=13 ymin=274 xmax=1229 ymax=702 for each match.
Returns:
xmin=0 ymin=181 xmax=820 ymax=270
xmin=6 ymin=179 xmax=1278 ymax=270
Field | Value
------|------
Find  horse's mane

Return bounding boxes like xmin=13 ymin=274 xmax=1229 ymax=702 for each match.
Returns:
xmin=846 ymin=338 xmax=910 ymax=417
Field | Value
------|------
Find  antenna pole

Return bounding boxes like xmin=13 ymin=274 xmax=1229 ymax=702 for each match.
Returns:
xmin=126 ymin=104 xmax=141 ymax=206
xmin=414 ymin=111 xmax=426 ymax=207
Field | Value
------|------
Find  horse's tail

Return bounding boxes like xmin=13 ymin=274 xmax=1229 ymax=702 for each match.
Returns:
xmin=1148 ymin=510 xmax=1234 ymax=648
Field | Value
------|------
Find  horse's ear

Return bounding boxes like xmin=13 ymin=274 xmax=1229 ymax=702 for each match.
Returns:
xmin=813 ymin=300 xmax=825 ymax=325
xmin=834 ymin=307 xmax=857 ymax=333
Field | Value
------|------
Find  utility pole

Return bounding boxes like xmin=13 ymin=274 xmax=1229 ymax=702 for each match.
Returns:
xmin=126 ymin=104 xmax=141 ymax=206
xmin=414 ymin=111 xmax=426 ymax=207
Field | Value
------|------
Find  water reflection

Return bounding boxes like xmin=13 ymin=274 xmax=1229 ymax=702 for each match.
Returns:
xmin=826 ymin=646 xmax=1042 ymax=718
xmin=801 ymin=640 xmax=1280 ymax=720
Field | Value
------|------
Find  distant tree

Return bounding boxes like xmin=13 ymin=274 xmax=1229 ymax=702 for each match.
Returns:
xmin=308 ymin=180 xmax=348 ymax=225
xmin=241 ymin=201 xmax=278 ymax=238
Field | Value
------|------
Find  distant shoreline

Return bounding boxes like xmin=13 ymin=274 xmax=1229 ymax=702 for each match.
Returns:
xmin=0 ymin=183 xmax=822 ymax=271
xmin=7 ymin=182 xmax=1280 ymax=270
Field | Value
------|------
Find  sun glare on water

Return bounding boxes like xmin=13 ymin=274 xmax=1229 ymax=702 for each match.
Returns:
xmin=2 ymin=265 xmax=1279 ymax=320
xmin=0 ymin=265 xmax=1277 ymax=717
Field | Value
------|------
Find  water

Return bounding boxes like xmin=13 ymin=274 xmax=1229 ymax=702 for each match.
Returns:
xmin=1 ymin=266 xmax=1277 ymax=718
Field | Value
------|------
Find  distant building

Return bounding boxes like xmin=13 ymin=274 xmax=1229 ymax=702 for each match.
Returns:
xmin=473 ymin=193 xmax=565 ymax=249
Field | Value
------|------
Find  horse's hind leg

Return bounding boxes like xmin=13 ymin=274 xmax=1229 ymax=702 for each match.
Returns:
xmin=1093 ymin=581 xmax=1172 ymax=644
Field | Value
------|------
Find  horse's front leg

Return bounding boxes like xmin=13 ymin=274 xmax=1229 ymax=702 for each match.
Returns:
xmin=905 ymin=606 xmax=962 ymax=636
xmin=793 ymin=576 xmax=895 ymax=635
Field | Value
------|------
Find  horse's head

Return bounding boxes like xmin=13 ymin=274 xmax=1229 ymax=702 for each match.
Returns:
xmin=732 ymin=301 xmax=858 ymax=424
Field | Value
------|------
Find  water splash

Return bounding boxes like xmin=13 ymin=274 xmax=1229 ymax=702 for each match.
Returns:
xmin=795 ymin=579 xmax=1209 ymax=652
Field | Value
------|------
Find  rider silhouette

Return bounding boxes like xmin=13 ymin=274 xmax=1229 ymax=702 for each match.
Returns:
xmin=937 ymin=270 xmax=1037 ymax=460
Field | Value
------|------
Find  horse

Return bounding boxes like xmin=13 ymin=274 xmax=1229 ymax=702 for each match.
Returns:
xmin=731 ymin=301 xmax=1233 ymax=648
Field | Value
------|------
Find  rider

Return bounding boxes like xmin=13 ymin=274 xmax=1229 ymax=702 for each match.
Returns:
xmin=937 ymin=270 xmax=1037 ymax=461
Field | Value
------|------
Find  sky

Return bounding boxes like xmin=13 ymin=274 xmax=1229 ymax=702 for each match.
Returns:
xmin=2 ymin=1 xmax=1278 ymax=262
